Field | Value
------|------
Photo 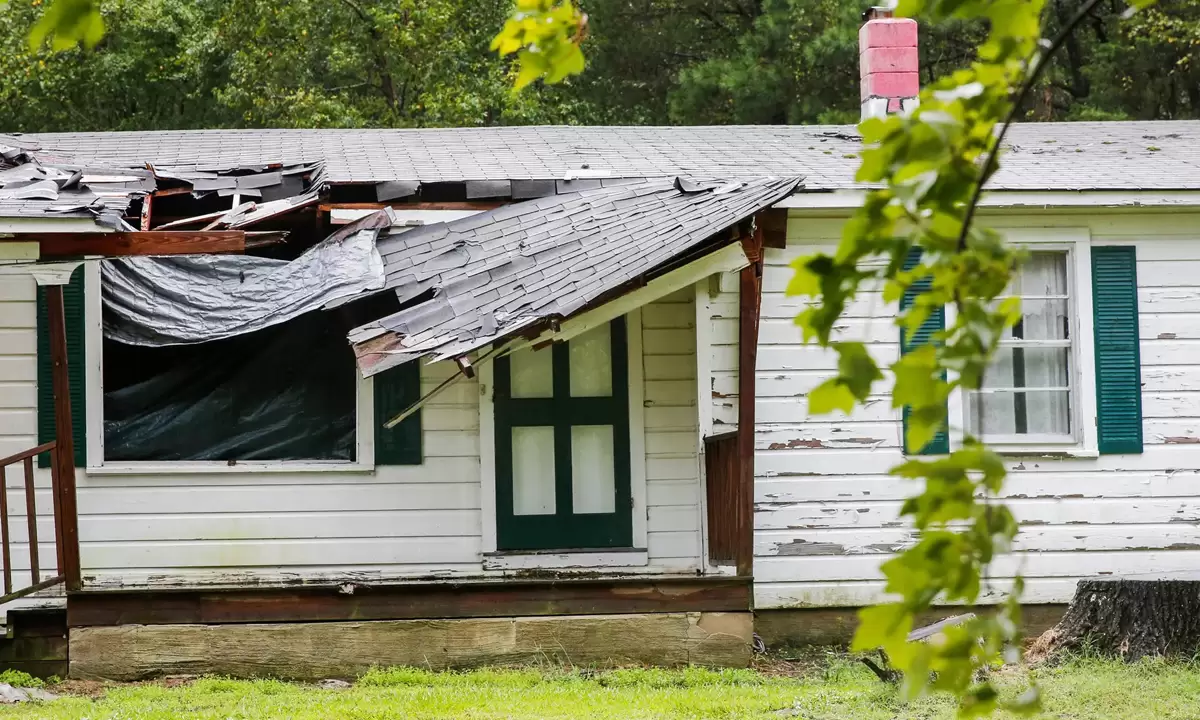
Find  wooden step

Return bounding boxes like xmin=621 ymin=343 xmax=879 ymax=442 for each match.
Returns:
xmin=7 ymin=608 xmax=66 ymax=639
xmin=0 ymin=608 xmax=67 ymax=679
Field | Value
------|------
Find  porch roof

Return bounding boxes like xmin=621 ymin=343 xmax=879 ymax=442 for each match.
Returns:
xmin=349 ymin=175 xmax=800 ymax=377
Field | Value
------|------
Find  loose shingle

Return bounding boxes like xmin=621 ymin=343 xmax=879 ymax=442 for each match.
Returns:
xmin=350 ymin=175 xmax=800 ymax=376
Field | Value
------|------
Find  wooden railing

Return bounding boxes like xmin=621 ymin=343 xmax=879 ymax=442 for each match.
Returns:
xmin=0 ymin=441 xmax=79 ymax=605
xmin=704 ymin=431 xmax=752 ymax=574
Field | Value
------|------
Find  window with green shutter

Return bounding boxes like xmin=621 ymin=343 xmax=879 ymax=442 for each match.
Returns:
xmin=900 ymin=247 xmax=949 ymax=455
xmin=374 ymin=362 xmax=423 ymax=465
xmin=966 ymin=251 xmax=1075 ymax=445
xmin=1092 ymin=246 xmax=1143 ymax=454
xmin=494 ymin=319 xmax=632 ymax=551
xmin=36 ymin=269 xmax=87 ymax=468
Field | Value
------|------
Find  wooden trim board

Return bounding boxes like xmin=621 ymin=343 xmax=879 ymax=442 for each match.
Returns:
xmin=71 ymin=612 xmax=754 ymax=680
xmin=67 ymin=576 xmax=752 ymax=628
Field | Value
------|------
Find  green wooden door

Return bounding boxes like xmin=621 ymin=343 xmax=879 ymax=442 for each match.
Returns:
xmin=494 ymin=319 xmax=632 ymax=551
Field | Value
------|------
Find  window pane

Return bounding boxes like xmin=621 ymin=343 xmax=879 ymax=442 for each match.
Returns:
xmin=1013 ymin=252 xmax=1068 ymax=298
xmin=967 ymin=390 xmax=1071 ymax=436
xmin=512 ymin=426 xmax=556 ymax=515
xmin=571 ymin=425 xmax=616 ymax=514
xmin=510 ymin=347 xmax=553 ymax=398
xmin=569 ymin=325 xmax=613 ymax=397
xmin=1004 ymin=299 xmax=1069 ymax=341
xmin=981 ymin=348 xmax=1070 ymax=389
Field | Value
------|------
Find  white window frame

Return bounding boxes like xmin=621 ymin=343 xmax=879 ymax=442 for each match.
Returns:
xmin=81 ymin=262 xmax=377 ymax=475
xmin=478 ymin=309 xmax=649 ymax=567
xmin=947 ymin=227 xmax=1099 ymax=457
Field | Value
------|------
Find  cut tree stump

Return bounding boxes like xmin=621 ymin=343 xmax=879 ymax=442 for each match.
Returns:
xmin=1028 ymin=579 xmax=1200 ymax=662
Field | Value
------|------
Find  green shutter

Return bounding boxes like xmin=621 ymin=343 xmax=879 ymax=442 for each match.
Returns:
xmin=374 ymin=361 xmax=422 ymax=465
xmin=900 ymin=247 xmax=949 ymax=455
xmin=1092 ymin=246 xmax=1143 ymax=454
xmin=36 ymin=269 xmax=87 ymax=468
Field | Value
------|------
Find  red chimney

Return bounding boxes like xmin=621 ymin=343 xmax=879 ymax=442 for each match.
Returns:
xmin=860 ymin=6 xmax=919 ymax=119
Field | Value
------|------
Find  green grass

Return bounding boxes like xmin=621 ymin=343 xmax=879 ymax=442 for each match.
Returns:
xmin=2 ymin=656 xmax=1200 ymax=719
xmin=0 ymin=670 xmax=46 ymax=689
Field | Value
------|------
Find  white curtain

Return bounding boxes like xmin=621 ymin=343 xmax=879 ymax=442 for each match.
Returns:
xmin=970 ymin=253 xmax=1071 ymax=437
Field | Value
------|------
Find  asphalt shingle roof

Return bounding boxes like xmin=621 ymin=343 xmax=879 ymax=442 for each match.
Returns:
xmin=349 ymin=175 xmax=801 ymax=375
xmin=10 ymin=121 xmax=1200 ymax=192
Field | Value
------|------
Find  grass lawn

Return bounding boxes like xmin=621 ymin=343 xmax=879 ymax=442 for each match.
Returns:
xmin=1 ymin=655 xmax=1198 ymax=719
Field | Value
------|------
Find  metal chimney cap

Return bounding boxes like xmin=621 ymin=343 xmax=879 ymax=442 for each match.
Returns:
xmin=863 ymin=2 xmax=898 ymax=21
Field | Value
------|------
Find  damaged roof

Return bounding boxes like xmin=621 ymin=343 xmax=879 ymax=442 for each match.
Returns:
xmin=8 ymin=120 xmax=1200 ymax=193
xmin=349 ymin=175 xmax=801 ymax=375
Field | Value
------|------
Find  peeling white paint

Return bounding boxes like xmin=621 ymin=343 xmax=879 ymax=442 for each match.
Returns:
xmin=727 ymin=210 xmax=1200 ymax=609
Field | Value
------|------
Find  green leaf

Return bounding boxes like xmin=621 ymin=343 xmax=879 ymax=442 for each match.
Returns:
xmin=808 ymin=378 xmax=856 ymax=416
xmin=29 ymin=0 xmax=104 ymax=51
xmin=492 ymin=0 xmax=586 ymax=89
xmin=513 ymin=51 xmax=546 ymax=90
xmin=851 ymin=603 xmax=912 ymax=652
xmin=834 ymin=342 xmax=883 ymax=400
xmin=891 ymin=346 xmax=942 ymax=409
xmin=905 ymin=404 xmax=946 ymax=453
xmin=785 ymin=257 xmax=822 ymax=297
xmin=544 ymin=41 xmax=585 ymax=83
xmin=793 ymin=307 xmax=820 ymax=344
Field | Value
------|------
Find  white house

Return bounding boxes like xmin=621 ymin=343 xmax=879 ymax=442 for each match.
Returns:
xmin=0 ymin=12 xmax=1199 ymax=679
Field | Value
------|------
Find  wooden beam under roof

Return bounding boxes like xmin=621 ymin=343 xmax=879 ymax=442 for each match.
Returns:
xmin=2 ymin=231 xmax=247 ymax=258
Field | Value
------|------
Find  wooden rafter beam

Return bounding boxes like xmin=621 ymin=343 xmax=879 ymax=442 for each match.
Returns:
xmin=2 ymin=231 xmax=247 ymax=257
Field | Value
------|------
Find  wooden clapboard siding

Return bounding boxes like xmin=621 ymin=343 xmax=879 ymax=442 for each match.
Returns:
xmin=728 ymin=209 xmax=1200 ymax=609
xmin=642 ymin=289 xmax=704 ymax=569
xmin=74 ymin=357 xmax=486 ymax=582
xmin=0 ymin=270 xmax=707 ymax=592
xmin=0 ymin=273 xmax=62 ymax=616
xmin=0 ymin=274 xmax=38 ymax=459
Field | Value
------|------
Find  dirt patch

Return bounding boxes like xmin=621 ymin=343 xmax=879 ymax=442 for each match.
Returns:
xmin=49 ymin=679 xmax=107 ymax=699
xmin=752 ymin=649 xmax=839 ymax=678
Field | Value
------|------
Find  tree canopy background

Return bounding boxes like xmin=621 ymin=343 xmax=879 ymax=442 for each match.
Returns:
xmin=1 ymin=0 xmax=1196 ymax=132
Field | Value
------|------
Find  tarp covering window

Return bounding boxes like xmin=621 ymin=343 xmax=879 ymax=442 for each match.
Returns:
xmin=98 ymin=221 xmax=390 ymax=462
xmin=101 ymin=225 xmax=384 ymax=347
xmin=103 ymin=310 xmax=357 ymax=462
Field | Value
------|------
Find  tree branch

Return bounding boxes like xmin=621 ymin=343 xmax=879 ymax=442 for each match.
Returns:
xmin=955 ymin=0 xmax=1105 ymax=251
xmin=337 ymin=0 xmax=399 ymax=110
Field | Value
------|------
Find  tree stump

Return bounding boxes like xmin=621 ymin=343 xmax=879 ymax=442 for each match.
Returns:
xmin=1028 ymin=579 xmax=1200 ymax=662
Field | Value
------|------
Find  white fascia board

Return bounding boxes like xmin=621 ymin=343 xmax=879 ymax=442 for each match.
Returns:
xmin=0 ymin=217 xmax=106 ymax=233
xmin=775 ymin=189 xmax=1200 ymax=210
xmin=509 ymin=240 xmax=751 ymax=352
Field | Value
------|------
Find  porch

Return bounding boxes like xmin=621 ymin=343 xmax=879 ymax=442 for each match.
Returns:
xmin=0 ymin=224 xmax=768 ymax=680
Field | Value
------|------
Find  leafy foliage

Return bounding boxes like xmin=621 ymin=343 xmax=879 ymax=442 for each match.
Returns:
xmin=492 ymin=0 xmax=587 ymax=89
xmin=27 ymin=0 xmax=103 ymax=50
xmin=787 ymin=0 xmax=1158 ymax=716
xmin=0 ymin=669 xmax=46 ymax=688
xmin=4 ymin=0 xmax=1191 ymax=131
xmin=0 ymin=0 xmax=579 ymax=131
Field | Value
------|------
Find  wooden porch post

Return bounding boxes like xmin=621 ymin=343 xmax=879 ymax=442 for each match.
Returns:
xmin=45 ymin=285 xmax=82 ymax=591
xmin=735 ymin=226 xmax=764 ymax=577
